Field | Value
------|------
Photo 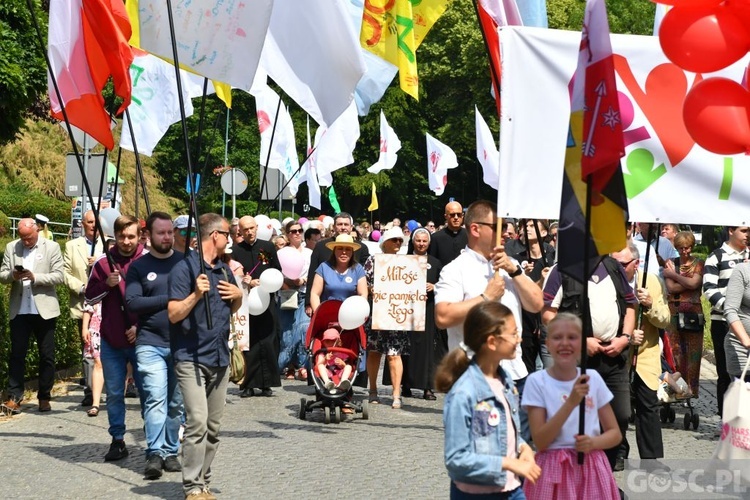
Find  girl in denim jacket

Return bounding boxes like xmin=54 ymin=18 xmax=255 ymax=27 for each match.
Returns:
xmin=436 ymin=302 xmax=540 ymax=499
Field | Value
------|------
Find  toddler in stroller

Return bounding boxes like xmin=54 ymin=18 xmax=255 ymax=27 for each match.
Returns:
xmin=315 ymin=328 xmax=354 ymax=394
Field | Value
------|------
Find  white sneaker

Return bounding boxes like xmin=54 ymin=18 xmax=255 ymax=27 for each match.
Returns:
xmin=338 ymin=379 xmax=351 ymax=392
xmin=325 ymin=381 xmax=335 ymax=391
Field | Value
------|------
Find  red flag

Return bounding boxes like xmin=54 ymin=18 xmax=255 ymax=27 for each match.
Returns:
xmin=571 ymin=0 xmax=625 ymax=191
xmin=48 ymin=0 xmax=134 ymax=149
xmin=475 ymin=0 xmax=523 ymax=118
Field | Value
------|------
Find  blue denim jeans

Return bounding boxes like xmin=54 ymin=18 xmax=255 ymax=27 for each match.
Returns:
xmin=277 ymin=293 xmax=309 ymax=372
xmin=136 ymin=344 xmax=184 ymax=458
xmin=101 ymin=339 xmax=141 ymax=440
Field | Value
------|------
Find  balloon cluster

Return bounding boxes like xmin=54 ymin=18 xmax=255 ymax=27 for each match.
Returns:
xmin=248 ymin=268 xmax=284 ymax=316
xmin=658 ymin=0 xmax=750 ymax=154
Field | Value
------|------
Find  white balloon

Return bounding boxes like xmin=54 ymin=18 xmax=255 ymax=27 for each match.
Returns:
xmin=259 ymin=268 xmax=284 ymax=293
xmin=247 ymin=287 xmax=271 ymax=316
xmin=99 ymin=207 xmax=121 ymax=237
xmin=338 ymin=295 xmax=370 ymax=330
xmin=322 ymin=216 xmax=334 ymax=229
xmin=270 ymin=218 xmax=282 ymax=231
xmin=255 ymin=214 xmax=273 ymax=241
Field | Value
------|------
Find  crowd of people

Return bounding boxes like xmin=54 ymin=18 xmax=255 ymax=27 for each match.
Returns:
xmin=0 ymin=201 xmax=736 ymax=499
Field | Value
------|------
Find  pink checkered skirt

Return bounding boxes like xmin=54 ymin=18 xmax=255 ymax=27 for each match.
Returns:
xmin=523 ymin=448 xmax=619 ymax=500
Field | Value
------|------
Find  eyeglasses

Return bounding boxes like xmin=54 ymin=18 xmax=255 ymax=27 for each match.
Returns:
xmin=617 ymin=258 xmax=636 ymax=267
xmin=214 ymin=230 xmax=230 ymax=238
xmin=179 ymin=229 xmax=197 ymax=237
xmin=447 ymin=213 xmax=464 ymax=219
xmin=288 ymin=228 xmax=303 ymax=234
xmin=474 ymin=221 xmax=497 ymax=231
xmin=388 ymin=238 xmax=404 ymax=244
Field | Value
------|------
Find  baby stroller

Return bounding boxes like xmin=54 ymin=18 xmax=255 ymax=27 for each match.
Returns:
xmin=657 ymin=332 xmax=699 ymax=430
xmin=298 ymin=300 xmax=370 ymax=424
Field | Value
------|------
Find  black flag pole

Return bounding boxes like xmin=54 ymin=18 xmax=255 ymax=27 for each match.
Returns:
xmin=164 ymin=0 xmax=211 ymax=328
xmin=578 ymin=174 xmax=595 ymax=466
xmin=124 ymin=109 xmax=151 ymax=216
xmin=259 ymin=96 xmax=283 ymax=212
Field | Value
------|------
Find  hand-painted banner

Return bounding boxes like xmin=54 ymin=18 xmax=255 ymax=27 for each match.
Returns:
xmin=371 ymin=254 xmax=426 ymax=331
xmin=229 ymin=276 xmax=250 ymax=351
xmin=498 ymin=27 xmax=750 ymax=226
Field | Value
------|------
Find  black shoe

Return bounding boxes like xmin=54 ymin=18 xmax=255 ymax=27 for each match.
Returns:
xmin=614 ymin=457 xmax=625 ymax=472
xmin=144 ymin=454 xmax=163 ymax=479
xmin=423 ymin=390 xmax=437 ymax=401
xmin=80 ymin=395 xmax=93 ymax=407
xmin=402 ymin=388 xmax=413 ymax=398
xmin=163 ymin=455 xmax=182 ymax=472
xmin=261 ymin=388 xmax=273 ymax=397
xmin=125 ymin=382 xmax=137 ymax=398
xmin=104 ymin=439 xmax=129 ymax=462
xmin=240 ymin=387 xmax=254 ymax=398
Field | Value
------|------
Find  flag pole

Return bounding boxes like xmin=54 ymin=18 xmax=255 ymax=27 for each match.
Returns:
xmin=578 ymin=174 xmax=595 ymax=466
xmin=165 ymin=0 xmax=211 ymax=328
xmin=125 ymin=109 xmax=151 ymax=216
xmin=260 ymin=96 xmax=283 ymax=214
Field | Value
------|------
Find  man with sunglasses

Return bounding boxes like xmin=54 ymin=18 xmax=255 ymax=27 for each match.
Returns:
xmin=173 ymin=215 xmax=197 ymax=254
xmin=428 ymin=201 xmax=468 ymax=266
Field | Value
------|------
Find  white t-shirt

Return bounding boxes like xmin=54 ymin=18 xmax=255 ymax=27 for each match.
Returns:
xmin=521 ymin=368 xmax=613 ymax=449
xmin=434 ymin=247 xmax=528 ymax=380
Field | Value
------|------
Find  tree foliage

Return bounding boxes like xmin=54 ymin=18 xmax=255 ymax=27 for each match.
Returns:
xmin=0 ymin=0 xmax=48 ymax=146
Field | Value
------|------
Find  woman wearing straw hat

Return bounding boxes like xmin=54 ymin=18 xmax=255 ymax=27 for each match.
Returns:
xmin=364 ymin=227 xmax=411 ymax=409
xmin=308 ymin=234 xmax=368 ymax=313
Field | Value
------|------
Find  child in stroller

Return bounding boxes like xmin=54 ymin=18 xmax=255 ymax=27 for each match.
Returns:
xmin=315 ymin=328 xmax=354 ymax=394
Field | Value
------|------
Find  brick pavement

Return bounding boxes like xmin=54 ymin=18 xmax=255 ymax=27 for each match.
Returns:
xmin=0 ymin=359 xmax=723 ymax=499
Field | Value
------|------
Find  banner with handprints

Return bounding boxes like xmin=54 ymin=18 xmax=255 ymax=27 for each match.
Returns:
xmin=497 ymin=27 xmax=750 ymax=226
xmin=228 ymin=276 xmax=249 ymax=351
xmin=371 ymin=254 xmax=427 ymax=332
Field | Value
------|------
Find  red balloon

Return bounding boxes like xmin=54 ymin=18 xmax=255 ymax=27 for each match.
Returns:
xmin=659 ymin=4 xmax=750 ymax=73
xmin=683 ymin=78 xmax=750 ymax=155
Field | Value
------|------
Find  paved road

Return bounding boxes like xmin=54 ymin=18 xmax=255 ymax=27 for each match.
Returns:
xmin=0 ymin=360 xmax=724 ymax=499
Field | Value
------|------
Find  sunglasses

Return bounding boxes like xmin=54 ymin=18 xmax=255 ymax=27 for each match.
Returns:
xmin=179 ymin=229 xmax=197 ymax=237
xmin=288 ymin=228 xmax=303 ymax=234
xmin=214 ymin=230 xmax=230 ymax=238
xmin=447 ymin=213 xmax=464 ymax=218
xmin=388 ymin=238 xmax=404 ymax=244
xmin=618 ymin=258 xmax=636 ymax=267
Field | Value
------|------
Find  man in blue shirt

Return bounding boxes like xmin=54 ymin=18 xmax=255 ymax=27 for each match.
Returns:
xmin=126 ymin=212 xmax=184 ymax=480
xmin=168 ymin=213 xmax=242 ymax=500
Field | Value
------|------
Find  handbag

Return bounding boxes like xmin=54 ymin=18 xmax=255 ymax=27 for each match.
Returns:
xmin=677 ymin=312 xmax=705 ymax=332
xmin=713 ymin=357 xmax=750 ymax=484
xmin=228 ymin=334 xmax=246 ymax=385
xmin=279 ymin=289 xmax=299 ymax=310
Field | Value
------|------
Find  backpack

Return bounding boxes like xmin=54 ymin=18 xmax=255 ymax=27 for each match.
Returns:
xmin=558 ymin=256 xmax=628 ymax=334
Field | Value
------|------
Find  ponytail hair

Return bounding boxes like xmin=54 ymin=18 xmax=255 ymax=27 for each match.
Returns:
xmin=434 ymin=301 xmax=514 ymax=393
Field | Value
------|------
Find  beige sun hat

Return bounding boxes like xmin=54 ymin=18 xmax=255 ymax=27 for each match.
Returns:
xmin=325 ymin=233 xmax=361 ymax=252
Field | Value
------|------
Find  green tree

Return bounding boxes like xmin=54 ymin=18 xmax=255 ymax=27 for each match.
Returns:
xmin=0 ymin=0 xmax=48 ymax=146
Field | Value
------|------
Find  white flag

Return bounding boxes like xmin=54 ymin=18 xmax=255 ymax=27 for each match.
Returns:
xmin=426 ymin=133 xmax=458 ymax=196
xmin=255 ymin=85 xmax=291 ymax=171
xmin=132 ymin=0 xmax=272 ymax=92
xmin=475 ymin=106 xmax=500 ymax=190
xmin=260 ymin=0 xmax=366 ymax=127
xmin=367 ymin=110 xmax=401 ymax=174
xmin=120 ymin=52 xmax=208 ymax=156
xmin=299 ymin=116 xmax=322 ymax=209
xmin=310 ymin=101 xmax=360 ymax=187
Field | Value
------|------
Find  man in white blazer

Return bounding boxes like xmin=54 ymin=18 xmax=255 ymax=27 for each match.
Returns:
xmin=0 ymin=218 xmax=64 ymax=414
xmin=64 ymin=210 xmax=103 ymax=406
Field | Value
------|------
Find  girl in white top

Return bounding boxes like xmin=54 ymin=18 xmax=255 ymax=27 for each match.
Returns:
xmin=521 ymin=313 xmax=621 ymax=499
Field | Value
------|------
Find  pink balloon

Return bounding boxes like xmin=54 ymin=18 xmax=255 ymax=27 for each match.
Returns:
xmin=371 ymin=230 xmax=381 ymax=242
xmin=277 ymin=247 xmax=305 ymax=279
xmin=298 ymin=217 xmax=309 ymax=225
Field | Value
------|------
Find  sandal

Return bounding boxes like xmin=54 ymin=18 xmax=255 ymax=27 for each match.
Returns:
xmin=87 ymin=406 xmax=99 ymax=417
xmin=368 ymin=391 xmax=380 ymax=404
xmin=295 ymin=368 xmax=308 ymax=381
xmin=342 ymin=407 xmax=355 ymax=415
xmin=392 ymin=397 xmax=402 ymax=409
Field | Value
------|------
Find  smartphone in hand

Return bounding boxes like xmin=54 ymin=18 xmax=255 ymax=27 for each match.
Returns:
xmin=14 ymin=265 xmax=25 ymax=272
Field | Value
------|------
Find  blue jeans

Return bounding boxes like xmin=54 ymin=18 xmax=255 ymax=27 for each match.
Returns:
xmin=277 ymin=294 xmax=309 ymax=372
xmin=136 ymin=344 xmax=184 ymax=458
xmin=101 ymin=339 xmax=141 ymax=440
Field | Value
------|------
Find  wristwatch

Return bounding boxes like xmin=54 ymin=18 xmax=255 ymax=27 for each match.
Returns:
xmin=508 ymin=266 xmax=523 ymax=278
xmin=622 ymin=333 xmax=633 ymax=345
